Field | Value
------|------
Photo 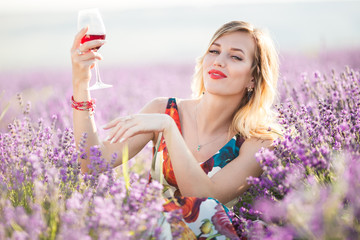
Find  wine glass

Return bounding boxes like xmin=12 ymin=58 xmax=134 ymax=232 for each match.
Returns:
xmin=78 ymin=8 xmax=112 ymax=90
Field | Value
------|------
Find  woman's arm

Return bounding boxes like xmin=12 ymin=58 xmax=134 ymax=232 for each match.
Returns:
xmin=99 ymin=98 xmax=168 ymax=169
xmin=71 ymin=27 xmax=164 ymax=173
xmin=73 ymin=97 xmax=161 ymax=174
xmin=163 ymin=120 xmax=269 ymax=204
xmin=106 ymin=111 xmax=271 ymax=204
xmin=71 ymin=27 xmax=104 ymax=173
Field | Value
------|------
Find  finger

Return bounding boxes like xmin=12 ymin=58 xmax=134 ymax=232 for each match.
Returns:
xmin=110 ymin=123 xmax=132 ymax=143
xmin=103 ymin=115 xmax=134 ymax=130
xmin=72 ymin=48 xmax=103 ymax=62
xmin=72 ymin=58 xmax=98 ymax=70
xmin=105 ymin=123 xmax=123 ymax=142
xmin=84 ymin=59 xmax=98 ymax=68
xmin=110 ymin=122 xmax=137 ymax=144
xmin=80 ymin=40 xmax=106 ymax=52
xmin=71 ymin=26 xmax=88 ymax=51
xmin=78 ymin=51 xmax=103 ymax=61
xmin=72 ymin=53 xmax=103 ymax=71
xmin=119 ymin=125 xmax=142 ymax=143
xmin=106 ymin=118 xmax=133 ymax=142
xmin=103 ymin=118 xmax=122 ymax=130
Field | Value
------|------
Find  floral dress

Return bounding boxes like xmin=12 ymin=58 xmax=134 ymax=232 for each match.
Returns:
xmin=150 ymin=98 xmax=244 ymax=240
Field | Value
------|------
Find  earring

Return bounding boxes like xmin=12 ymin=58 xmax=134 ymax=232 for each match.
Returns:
xmin=247 ymin=87 xmax=254 ymax=102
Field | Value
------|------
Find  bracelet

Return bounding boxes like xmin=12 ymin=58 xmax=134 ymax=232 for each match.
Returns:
xmin=71 ymin=96 xmax=96 ymax=115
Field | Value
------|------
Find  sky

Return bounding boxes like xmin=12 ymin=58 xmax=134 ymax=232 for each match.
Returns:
xmin=0 ymin=0 xmax=346 ymax=11
xmin=0 ymin=0 xmax=359 ymax=70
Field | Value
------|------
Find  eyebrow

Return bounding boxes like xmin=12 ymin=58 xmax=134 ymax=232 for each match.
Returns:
xmin=212 ymin=43 xmax=246 ymax=55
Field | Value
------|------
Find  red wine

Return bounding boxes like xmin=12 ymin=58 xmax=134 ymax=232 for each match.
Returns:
xmin=81 ymin=34 xmax=106 ymax=50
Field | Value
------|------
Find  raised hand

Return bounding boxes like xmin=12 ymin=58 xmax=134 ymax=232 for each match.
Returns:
xmin=70 ymin=26 xmax=105 ymax=89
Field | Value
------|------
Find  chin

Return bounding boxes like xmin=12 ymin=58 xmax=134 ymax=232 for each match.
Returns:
xmin=205 ymin=89 xmax=229 ymax=97
xmin=205 ymin=88 xmax=244 ymax=98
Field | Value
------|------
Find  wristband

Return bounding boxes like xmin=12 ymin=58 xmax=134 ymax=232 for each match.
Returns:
xmin=71 ymin=96 xmax=96 ymax=116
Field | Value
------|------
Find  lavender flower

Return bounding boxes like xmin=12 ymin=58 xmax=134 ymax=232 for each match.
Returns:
xmin=0 ymin=52 xmax=359 ymax=238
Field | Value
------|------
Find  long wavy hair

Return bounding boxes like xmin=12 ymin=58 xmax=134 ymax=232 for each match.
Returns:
xmin=191 ymin=21 xmax=281 ymax=140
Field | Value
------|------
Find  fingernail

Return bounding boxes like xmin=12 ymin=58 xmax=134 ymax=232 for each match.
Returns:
xmin=119 ymin=138 xmax=125 ymax=143
xmin=110 ymin=138 xmax=115 ymax=144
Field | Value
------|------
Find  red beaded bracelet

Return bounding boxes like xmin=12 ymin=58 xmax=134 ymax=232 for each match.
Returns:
xmin=71 ymin=96 xmax=96 ymax=115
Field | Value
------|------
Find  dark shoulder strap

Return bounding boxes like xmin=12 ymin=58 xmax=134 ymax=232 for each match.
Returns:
xmin=165 ymin=98 xmax=178 ymax=112
xmin=235 ymin=134 xmax=245 ymax=149
xmin=165 ymin=98 xmax=181 ymax=133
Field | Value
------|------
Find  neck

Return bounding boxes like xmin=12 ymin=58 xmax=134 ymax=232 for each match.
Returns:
xmin=195 ymin=93 xmax=241 ymax=136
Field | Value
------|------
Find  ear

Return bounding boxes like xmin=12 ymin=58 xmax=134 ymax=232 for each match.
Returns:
xmin=248 ymin=78 xmax=255 ymax=89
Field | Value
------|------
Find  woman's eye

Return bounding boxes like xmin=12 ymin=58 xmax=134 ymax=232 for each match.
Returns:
xmin=209 ymin=50 xmax=219 ymax=54
xmin=232 ymin=56 xmax=243 ymax=61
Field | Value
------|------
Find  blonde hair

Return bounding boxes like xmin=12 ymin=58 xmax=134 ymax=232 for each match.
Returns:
xmin=191 ymin=21 xmax=281 ymax=140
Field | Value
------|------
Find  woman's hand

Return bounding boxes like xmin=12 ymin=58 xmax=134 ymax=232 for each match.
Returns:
xmin=102 ymin=114 xmax=173 ymax=144
xmin=70 ymin=26 xmax=106 ymax=89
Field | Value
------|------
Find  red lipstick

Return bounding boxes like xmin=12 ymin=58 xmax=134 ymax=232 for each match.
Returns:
xmin=208 ymin=69 xmax=227 ymax=79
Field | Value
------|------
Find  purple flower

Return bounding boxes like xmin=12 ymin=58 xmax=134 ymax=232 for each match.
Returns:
xmin=1 ymin=55 xmax=360 ymax=238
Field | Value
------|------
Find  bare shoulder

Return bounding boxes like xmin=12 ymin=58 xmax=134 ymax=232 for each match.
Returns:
xmin=140 ymin=97 xmax=170 ymax=114
xmin=239 ymin=137 xmax=274 ymax=155
xmin=140 ymin=97 xmax=191 ymax=114
xmin=176 ymin=98 xmax=198 ymax=114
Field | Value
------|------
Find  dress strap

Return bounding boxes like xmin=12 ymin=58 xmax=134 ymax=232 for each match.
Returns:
xmin=165 ymin=98 xmax=182 ymax=133
xmin=166 ymin=97 xmax=177 ymax=109
xmin=150 ymin=98 xmax=180 ymax=183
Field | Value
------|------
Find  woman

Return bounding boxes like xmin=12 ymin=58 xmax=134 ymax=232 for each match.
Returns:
xmin=71 ymin=21 xmax=280 ymax=239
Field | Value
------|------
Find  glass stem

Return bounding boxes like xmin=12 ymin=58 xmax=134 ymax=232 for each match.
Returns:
xmin=94 ymin=61 xmax=103 ymax=84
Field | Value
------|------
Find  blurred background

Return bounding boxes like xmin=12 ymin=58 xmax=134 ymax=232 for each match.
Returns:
xmin=0 ymin=0 xmax=359 ymax=167
xmin=1 ymin=0 xmax=360 ymax=71
xmin=1 ymin=0 xmax=360 ymax=133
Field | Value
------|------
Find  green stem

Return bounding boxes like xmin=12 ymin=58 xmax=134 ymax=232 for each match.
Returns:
xmin=206 ymin=233 xmax=221 ymax=240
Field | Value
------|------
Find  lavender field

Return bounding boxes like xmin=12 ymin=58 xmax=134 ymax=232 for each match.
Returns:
xmin=0 ymin=49 xmax=360 ymax=239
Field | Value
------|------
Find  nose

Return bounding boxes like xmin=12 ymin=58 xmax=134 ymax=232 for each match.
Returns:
xmin=213 ymin=53 xmax=225 ymax=67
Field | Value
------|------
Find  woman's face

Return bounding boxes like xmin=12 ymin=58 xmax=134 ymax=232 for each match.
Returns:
xmin=202 ymin=31 xmax=255 ymax=97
